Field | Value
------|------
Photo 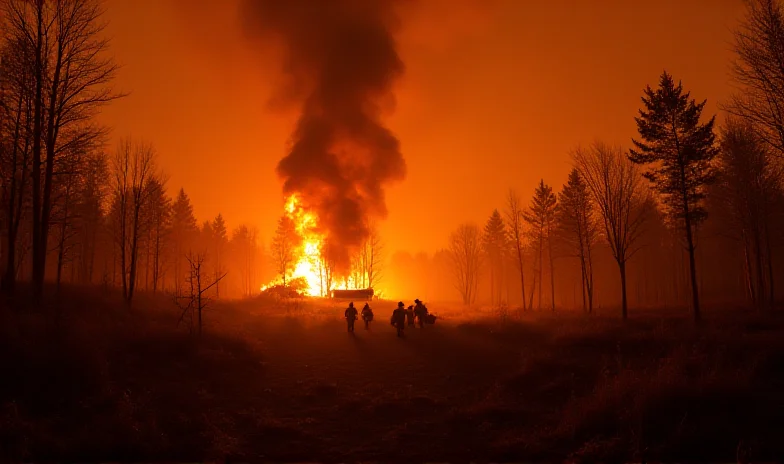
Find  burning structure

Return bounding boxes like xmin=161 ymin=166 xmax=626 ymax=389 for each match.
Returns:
xmin=245 ymin=0 xmax=407 ymax=296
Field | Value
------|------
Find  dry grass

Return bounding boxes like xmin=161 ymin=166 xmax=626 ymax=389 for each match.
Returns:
xmin=1 ymin=285 xmax=783 ymax=461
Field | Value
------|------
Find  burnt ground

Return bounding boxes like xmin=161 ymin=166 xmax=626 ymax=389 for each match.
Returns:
xmin=1 ymin=286 xmax=784 ymax=461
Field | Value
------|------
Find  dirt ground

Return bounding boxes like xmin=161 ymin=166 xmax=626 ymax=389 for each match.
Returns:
xmin=1 ymin=287 xmax=784 ymax=461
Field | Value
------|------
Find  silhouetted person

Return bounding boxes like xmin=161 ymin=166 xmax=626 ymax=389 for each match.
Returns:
xmin=405 ymin=305 xmax=415 ymax=326
xmin=391 ymin=301 xmax=406 ymax=337
xmin=414 ymin=299 xmax=428 ymax=328
xmin=345 ymin=302 xmax=358 ymax=332
xmin=361 ymin=302 xmax=374 ymax=329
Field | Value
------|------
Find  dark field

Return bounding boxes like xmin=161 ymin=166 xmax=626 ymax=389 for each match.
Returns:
xmin=1 ymin=288 xmax=783 ymax=461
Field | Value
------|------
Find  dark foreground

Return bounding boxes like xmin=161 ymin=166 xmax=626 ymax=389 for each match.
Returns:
xmin=1 ymin=288 xmax=784 ymax=461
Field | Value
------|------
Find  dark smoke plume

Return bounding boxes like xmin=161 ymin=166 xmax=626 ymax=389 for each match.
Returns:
xmin=242 ymin=0 xmax=407 ymax=273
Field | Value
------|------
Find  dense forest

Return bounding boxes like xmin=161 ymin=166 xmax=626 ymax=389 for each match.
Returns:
xmin=3 ymin=0 xmax=784 ymax=318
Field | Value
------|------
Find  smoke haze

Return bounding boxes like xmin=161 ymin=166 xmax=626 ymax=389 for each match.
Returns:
xmin=241 ymin=0 xmax=407 ymax=272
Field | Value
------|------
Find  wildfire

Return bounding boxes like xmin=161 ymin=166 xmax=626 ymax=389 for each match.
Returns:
xmin=260 ymin=194 xmax=349 ymax=297
xmin=284 ymin=195 xmax=324 ymax=296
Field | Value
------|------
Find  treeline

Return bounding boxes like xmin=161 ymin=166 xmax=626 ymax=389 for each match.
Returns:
xmin=439 ymin=0 xmax=784 ymax=318
xmin=0 ymin=0 xmax=265 ymax=301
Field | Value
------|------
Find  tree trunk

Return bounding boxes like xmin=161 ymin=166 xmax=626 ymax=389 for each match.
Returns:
xmin=31 ymin=0 xmax=44 ymax=299
xmin=516 ymin=242 xmax=527 ymax=310
xmin=3 ymin=93 xmax=24 ymax=292
xmin=56 ymin=221 xmax=66 ymax=290
xmin=764 ymin=218 xmax=775 ymax=309
xmin=685 ymin=223 xmax=700 ymax=322
xmin=619 ymin=260 xmax=628 ymax=320
xmin=548 ymin=232 xmax=555 ymax=311
xmin=127 ymin=207 xmax=142 ymax=303
xmin=537 ymin=231 xmax=543 ymax=310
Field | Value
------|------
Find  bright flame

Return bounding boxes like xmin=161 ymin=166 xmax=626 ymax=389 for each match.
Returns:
xmin=260 ymin=194 xmax=373 ymax=297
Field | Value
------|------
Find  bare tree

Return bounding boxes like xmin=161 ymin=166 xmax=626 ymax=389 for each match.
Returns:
xmin=111 ymin=138 xmax=157 ymax=303
xmin=271 ymin=215 xmax=298 ymax=286
xmin=175 ymin=251 xmax=227 ymax=335
xmin=574 ymin=142 xmax=648 ymax=319
xmin=448 ymin=223 xmax=483 ymax=305
xmin=0 ymin=33 xmax=34 ymax=292
xmin=717 ymin=118 xmax=781 ymax=310
xmin=4 ymin=0 xmax=121 ymax=298
xmin=727 ymin=0 xmax=784 ymax=157
xmin=506 ymin=190 xmax=528 ymax=310
xmin=363 ymin=223 xmax=384 ymax=289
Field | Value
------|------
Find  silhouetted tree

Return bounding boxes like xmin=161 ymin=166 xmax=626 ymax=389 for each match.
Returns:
xmin=630 ymin=71 xmax=718 ymax=322
xmin=175 ymin=251 xmax=226 ymax=335
xmin=524 ymin=180 xmax=557 ymax=310
xmin=728 ymin=0 xmax=784 ymax=156
xmin=110 ymin=138 xmax=158 ymax=303
xmin=556 ymin=168 xmax=598 ymax=313
xmin=142 ymin=178 xmax=169 ymax=292
xmin=449 ymin=223 xmax=482 ymax=305
xmin=575 ymin=142 xmax=648 ymax=319
xmin=4 ymin=0 xmax=121 ymax=298
xmin=231 ymin=224 xmax=259 ymax=296
xmin=73 ymin=152 xmax=108 ymax=285
xmin=351 ymin=221 xmax=384 ymax=290
xmin=212 ymin=214 xmax=228 ymax=297
xmin=171 ymin=188 xmax=198 ymax=291
xmin=717 ymin=118 xmax=781 ymax=309
xmin=506 ymin=190 xmax=528 ymax=310
xmin=483 ymin=209 xmax=507 ymax=306
xmin=271 ymin=215 xmax=298 ymax=286
xmin=0 ymin=31 xmax=34 ymax=292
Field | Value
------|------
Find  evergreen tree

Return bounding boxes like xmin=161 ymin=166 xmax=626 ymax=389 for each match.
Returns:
xmin=630 ymin=71 xmax=718 ymax=322
xmin=556 ymin=168 xmax=598 ymax=313
xmin=171 ymin=188 xmax=198 ymax=289
xmin=212 ymin=214 xmax=229 ymax=298
xmin=145 ymin=178 xmax=171 ymax=292
xmin=524 ymin=180 xmax=557 ymax=310
xmin=482 ymin=209 xmax=507 ymax=306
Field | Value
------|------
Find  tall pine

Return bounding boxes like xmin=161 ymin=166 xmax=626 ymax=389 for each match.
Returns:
xmin=630 ymin=71 xmax=718 ymax=322
xmin=482 ymin=210 xmax=507 ymax=306
xmin=171 ymin=188 xmax=198 ymax=289
xmin=524 ymin=180 xmax=557 ymax=310
xmin=556 ymin=168 xmax=597 ymax=313
xmin=212 ymin=214 xmax=228 ymax=297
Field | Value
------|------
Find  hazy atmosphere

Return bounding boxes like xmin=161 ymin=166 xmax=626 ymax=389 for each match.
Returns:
xmin=3 ymin=0 xmax=784 ymax=461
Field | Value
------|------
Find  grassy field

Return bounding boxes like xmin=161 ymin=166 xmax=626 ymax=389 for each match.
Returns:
xmin=1 ymin=286 xmax=783 ymax=461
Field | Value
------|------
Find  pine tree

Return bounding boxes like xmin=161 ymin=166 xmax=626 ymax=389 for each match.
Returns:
xmin=482 ymin=209 xmax=507 ymax=306
xmin=630 ymin=71 xmax=718 ymax=322
xmin=145 ymin=179 xmax=171 ymax=292
xmin=212 ymin=214 xmax=229 ymax=298
xmin=171 ymin=188 xmax=198 ymax=290
xmin=556 ymin=168 xmax=598 ymax=313
xmin=524 ymin=180 xmax=557 ymax=310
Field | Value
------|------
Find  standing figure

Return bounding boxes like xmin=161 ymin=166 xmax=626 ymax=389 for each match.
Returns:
xmin=361 ymin=303 xmax=374 ymax=329
xmin=405 ymin=305 xmax=415 ymax=326
xmin=345 ymin=302 xmax=358 ymax=332
xmin=414 ymin=299 xmax=428 ymax=328
xmin=391 ymin=302 xmax=406 ymax=337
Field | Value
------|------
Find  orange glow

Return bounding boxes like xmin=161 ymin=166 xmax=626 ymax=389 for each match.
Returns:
xmin=261 ymin=195 xmax=359 ymax=297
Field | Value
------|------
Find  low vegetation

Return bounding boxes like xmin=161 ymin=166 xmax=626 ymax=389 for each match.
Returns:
xmin=1 ymin=287 xmax=782 ymax=461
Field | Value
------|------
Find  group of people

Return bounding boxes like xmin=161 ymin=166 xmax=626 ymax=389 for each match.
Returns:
xmin=343 ymin=299 xmax=434 ymax=336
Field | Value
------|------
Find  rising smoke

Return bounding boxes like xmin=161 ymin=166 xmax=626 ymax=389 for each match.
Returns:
xmin=242 ymin=0 xmax=407 ymax=273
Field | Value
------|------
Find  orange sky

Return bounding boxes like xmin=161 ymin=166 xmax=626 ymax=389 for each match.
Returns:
xmin=99 ymin=0 xmax=745 ymax=256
